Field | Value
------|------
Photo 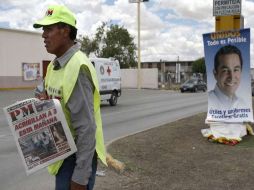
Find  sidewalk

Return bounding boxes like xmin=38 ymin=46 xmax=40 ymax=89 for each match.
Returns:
xmin=94 ymin=112 xmax=254 ymax=190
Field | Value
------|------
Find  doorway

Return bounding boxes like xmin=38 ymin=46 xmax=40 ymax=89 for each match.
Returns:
xmin=42 ymin=60 xmax=51 ymax=79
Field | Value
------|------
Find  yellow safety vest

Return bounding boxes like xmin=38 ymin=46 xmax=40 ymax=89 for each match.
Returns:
xmin=45 ymin=51 xmax=107 ymax=175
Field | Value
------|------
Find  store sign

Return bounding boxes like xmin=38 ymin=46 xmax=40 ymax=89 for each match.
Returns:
xmin=213 ymin=0 xmax=241 ymax=16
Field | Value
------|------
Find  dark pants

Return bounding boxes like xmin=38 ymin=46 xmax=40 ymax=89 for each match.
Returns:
xmin=55 ymin=152 xmax=97 ymax=190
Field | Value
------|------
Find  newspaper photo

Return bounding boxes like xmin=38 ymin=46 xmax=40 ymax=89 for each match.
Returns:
xmin=3 ymin=98 xmax=77 ymax=175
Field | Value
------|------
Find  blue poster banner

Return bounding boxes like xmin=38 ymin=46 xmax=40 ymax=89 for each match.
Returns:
xmin=203 ymin=28 xmax=253 ymax=123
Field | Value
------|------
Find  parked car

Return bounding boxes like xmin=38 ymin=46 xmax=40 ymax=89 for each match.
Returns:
xmin=180 ymin=79 xmax=207 ymax=93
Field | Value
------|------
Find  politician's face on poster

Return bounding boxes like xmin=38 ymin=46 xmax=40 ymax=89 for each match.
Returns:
xmin=203 ymin=29 xmax=251 ymax=101
xmin=213 ymin=48 xmax=242 ymax=98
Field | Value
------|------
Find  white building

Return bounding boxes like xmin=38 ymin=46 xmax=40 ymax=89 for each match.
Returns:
xmin=0 ymin=27 xmax=53 ymax=89
xmin=0 ymin=27 xmax=159 ymax=90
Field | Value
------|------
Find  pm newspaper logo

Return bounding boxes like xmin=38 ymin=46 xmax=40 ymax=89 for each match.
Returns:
xmin=3 ymin=98 xmax=77 ymax=175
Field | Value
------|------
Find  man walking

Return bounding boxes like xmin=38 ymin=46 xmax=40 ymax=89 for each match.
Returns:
xmin=33 ymin=5 xmax=107 ymax=190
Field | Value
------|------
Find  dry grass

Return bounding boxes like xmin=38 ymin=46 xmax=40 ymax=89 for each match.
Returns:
xmin=95 ymin=112 xmax=254 ymax=190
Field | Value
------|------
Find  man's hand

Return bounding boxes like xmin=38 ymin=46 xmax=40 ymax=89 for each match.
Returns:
xmin=35 ymin=92 xmax=48 ymax=100
xmin=70 ymin=181 xmax=87 ymax=190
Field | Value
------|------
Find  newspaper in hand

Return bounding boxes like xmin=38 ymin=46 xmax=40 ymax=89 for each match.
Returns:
xmin=3 ymin=98 xmax=77 ymax=175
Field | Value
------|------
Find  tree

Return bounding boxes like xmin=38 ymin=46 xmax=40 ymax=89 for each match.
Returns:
xmin=192 ymin=57 xmax=206 ymax=75
xmin=79 ymin=23 xmax=137 ymax=68
xmin=79 ymin=35 xmax=98 ymax=56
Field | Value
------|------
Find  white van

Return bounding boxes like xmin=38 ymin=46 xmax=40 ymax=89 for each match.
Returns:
xmin=90 ymin=57 xmax=121 ymax=106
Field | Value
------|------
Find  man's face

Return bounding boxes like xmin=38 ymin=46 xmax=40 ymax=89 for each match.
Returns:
xmin=42 ymin=24 xmax=66 ymax=57
xmin=214 ymin=53 xmax=242 ymax=98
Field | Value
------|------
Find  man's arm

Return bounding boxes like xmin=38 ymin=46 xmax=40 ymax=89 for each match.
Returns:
xmin=67 ymin=69 xmax=96 ymax=186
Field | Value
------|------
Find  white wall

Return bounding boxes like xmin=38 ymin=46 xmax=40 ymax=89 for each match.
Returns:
xmin=0 ymin=28 xmax=54 ymax=88
xmin=0 ymin=28 xmax=159 ymax=89
xmin=121 ymin=68 xmax=158 ymax=89
xmin=0 ymin=28 xmax=53 ymax=76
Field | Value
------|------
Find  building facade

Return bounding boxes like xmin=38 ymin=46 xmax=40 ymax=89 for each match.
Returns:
xmin=142 ymin=60 xmax=194 ymax=85
xmin=0 ymin=28 xmax=54 ymax=89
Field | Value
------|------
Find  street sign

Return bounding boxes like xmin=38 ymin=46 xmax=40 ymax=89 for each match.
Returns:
xmin=213 ymin=0 xmax=241 ymax=16
xmin=129 ymin=0 xmax=149 ymax=3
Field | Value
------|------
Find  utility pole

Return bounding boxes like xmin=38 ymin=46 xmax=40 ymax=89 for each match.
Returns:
xmin=137 ymin=1 xmax=141 ymax=89
xmin=176 ymin=56 xmax=180 ymax=84
xmin=129 ymin=0 xmax=149 ymax=89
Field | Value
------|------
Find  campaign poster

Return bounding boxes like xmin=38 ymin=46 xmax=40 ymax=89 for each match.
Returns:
xmin=203 ymin=28 xmax=253 ymax=123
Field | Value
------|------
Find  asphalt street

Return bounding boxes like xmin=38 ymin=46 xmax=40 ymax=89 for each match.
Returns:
xmin=0 ymin=89 xmax=207 ymax=190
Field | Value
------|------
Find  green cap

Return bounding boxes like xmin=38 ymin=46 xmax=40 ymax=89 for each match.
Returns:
xmin=33 ymin=5 xmax=76 ymax=29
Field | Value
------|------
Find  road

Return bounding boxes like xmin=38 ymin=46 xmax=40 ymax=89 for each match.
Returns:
xmin=0 ymin=89 xmax=207 ymax=190
xmin=101 ymin=89 xmax=207 ymax=143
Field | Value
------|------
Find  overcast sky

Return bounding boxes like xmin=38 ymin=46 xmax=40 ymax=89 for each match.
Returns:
xmin=1 ymin=0 xmax=254 ymax=65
